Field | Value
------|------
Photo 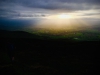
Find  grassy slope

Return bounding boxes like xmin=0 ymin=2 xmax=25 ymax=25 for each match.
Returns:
xmin=27 ymin=29 xmax=100 ymax=41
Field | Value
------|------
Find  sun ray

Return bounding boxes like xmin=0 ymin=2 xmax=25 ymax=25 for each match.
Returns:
xmin=31 ymin=13 xmax=92 ymax=32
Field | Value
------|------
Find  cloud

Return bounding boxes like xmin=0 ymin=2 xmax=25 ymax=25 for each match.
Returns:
xmin=0 ymin=0 xmax=100 ymax=31
xmin=17 ymin=0 xmax=100 ymax=11
xmin=0 ymin=0 xmax=100 ymax=20
xmin=1 ymin=0 xmax=100 ymax=10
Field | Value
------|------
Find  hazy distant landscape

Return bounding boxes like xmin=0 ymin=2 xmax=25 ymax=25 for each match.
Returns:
xmin=1 ymin=27 xmax=100 ymax=41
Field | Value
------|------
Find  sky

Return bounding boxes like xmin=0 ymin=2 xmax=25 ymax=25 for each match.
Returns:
xmin=0 ymin=0 xmax=100 ymax=31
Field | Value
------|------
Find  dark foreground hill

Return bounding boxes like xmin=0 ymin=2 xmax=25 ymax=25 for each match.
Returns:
xmin=0 ymin=30 xmax=98 ymax=75
xmin=0 ymin=30 xmax=39 ymax=38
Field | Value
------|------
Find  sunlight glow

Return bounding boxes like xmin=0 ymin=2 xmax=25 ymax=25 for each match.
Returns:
xmin=32 ymin=13 xmax=91 ymax=31
xmin=58 ymin=14 xmax=73 ymax=19
xmin=47 ymin=13 xmax=74 ymax=20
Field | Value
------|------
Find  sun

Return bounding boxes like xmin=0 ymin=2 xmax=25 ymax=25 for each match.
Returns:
xmin=46 ymin=13 xmax=73 ymax=20
xmin=58 ymin=14 xmax=72 ymax=19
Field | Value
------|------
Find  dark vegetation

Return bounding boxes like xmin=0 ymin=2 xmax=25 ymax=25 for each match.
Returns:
xmin=0 ymin=30 xmax=97 ymax=75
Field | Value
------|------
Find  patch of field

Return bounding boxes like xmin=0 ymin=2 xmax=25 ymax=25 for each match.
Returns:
xmin=27 ymin=29 xmax=100 ymax=41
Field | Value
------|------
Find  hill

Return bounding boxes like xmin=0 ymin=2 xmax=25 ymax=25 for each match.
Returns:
xmin=0 ymin=29 xmax=98 ymax=75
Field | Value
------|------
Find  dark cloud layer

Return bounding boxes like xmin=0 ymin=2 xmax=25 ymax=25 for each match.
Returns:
xmin=0 ymin=0 xmax=100 ymax=18
xmin=0 ymin=0 xmax=100 ymax=10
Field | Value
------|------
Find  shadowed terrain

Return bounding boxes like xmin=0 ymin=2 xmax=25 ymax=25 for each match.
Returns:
xmin=0 ymin=30 xmax=97 ymax=75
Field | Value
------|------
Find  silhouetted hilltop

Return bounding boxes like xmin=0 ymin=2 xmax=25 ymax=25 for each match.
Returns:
xmin=0 ymin=30 xmax=74 ymax=42
xmin=0 ymin=30 xmax=35 ymax=38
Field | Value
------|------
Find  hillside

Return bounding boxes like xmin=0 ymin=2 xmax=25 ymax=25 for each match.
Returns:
xmin=0 ymin=29 xmax=98 ymax=75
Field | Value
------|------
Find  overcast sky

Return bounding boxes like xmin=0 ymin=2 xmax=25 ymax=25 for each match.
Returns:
xmin=0 ymin=0 xmax=100 ymax=31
